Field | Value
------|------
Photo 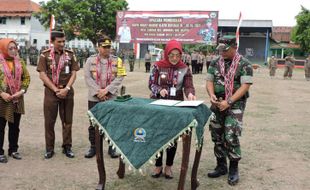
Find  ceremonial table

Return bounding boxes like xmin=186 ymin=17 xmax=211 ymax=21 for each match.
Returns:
xmin=88 ymin=98 xmax=211 ymax=190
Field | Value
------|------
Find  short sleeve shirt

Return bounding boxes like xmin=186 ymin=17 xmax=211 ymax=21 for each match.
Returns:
xmin=37 ymin=48 xmax=80 ymax=87
xmin=206 ymin=56 xmax=253 ymax=99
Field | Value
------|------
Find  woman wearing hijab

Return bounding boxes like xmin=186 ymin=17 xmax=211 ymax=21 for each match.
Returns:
xmin=0 ymin=38 xmax=30 ymax=163
xmin=149 ymin=39 xmax=196 ymax=179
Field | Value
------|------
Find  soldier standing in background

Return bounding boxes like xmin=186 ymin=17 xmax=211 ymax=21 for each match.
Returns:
xmin=305 ymin=54 xmax=310 ymax=81
xmin=29 ymin=46 xmax=39 ymax=65
xmin=191 ymin=51 xmax=198 ymax=74
xmin=128 ymin=49 xmax=135 ymax=72
xmin=144 ymin=50 xmax=152 ymax=73
xmin=206 ymin=53 xmax=212 ymax=71
xmin=283 ymin=54 xmax=295 ymax=79
xmin=268 ymin=56 xmax=277 ymax=78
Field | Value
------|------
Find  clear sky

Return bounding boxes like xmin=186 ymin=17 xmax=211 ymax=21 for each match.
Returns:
xmin=33 ymin=0 xmax=310 ymax=26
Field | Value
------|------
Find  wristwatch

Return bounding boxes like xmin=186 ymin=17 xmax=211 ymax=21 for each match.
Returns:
xmin=227 ymin=97 xmax=233 ymax=106
xmin=65 ymin=86 xmax=71 ymax=91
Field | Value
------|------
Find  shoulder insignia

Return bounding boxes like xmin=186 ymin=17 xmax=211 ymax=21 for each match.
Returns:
xmin=42 ymin=49 xmax=51 ymax=53
xmin=65 ymin=49 xmax=73 ymax=53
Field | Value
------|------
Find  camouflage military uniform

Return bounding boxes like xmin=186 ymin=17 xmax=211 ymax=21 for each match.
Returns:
xmin=29 ymin=47 xmax=39 ymax=65
xmin=283 ymin=55 xmax=295 ymax=79
xmin=206 ymin=56 xmax=253 ymax=161
xmin=128 ymin=50 xmax=135 ymax=72
xmin=268 ymin=56 xmax=277 ymax=77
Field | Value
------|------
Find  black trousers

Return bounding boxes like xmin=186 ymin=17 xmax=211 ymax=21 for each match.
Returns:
xmin=191 ymin=60 xmax=198 ymax=74
xmin=145 ymin=62 xmax=151 ymax=72
xmin=0 ymin=113 xmax=22 ymax=155
xmin=155 ymin=143 xmax=178 ymax=167
xmin=88 ymin=101 xmax=98 ymax=148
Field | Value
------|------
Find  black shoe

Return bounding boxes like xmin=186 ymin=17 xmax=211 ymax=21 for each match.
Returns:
xmin=44 ymin=151 xmax=54 ymax=159
xmin=151 ymin=169 xmax=163 ymax=178
xmin=108 ymin=146 xmax=119 ymax=159
xmin=63 ymin=148 xmax=75 ymax=158
xmin=9 ymin=152 xmax=22 ymax=160
xmin=164 ymin=172 xmax=173 ymax=179
xmin=208 ymin=158 xmax=228 ymax=178
xmin=84 ymin=147 xmax=96 ymax=158
xmin=228 ymin=161 xmax=239 ymax=186
xmin=0 ymin=155 xmax=8 ymax=163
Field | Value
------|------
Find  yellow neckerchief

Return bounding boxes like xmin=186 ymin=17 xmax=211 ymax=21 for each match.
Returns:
xmin=6 ymin=60 xmax=14 ymax=73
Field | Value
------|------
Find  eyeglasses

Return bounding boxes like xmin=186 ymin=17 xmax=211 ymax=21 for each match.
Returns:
xmin=168 ymin=53 xmax=181 ymax=58
xmin=8 ymin=47 xmax=17 ymax=51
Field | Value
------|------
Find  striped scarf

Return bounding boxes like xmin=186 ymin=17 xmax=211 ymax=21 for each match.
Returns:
xmin=219 ymin=53 xmax=241 ymax=100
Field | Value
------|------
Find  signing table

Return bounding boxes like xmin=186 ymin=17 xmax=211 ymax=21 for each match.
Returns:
xmin=88 ymin=98 xmax=211 ymax=190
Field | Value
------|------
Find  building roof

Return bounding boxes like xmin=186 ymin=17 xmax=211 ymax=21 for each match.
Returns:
xmin=272 ymin=26 xmax=293 ymax=42
xmin=0 ymin=0 xmax=40 ymax=17
xmin=219 ymin=19 xmax=273 ymax=28
xmin=270 ymin=42 xmax=300 ymax=49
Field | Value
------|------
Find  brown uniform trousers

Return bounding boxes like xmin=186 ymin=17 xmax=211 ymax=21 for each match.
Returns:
xmin=37 ymin=49 xmax=79 ymax=152
xmin=44 ymin=87 xmax=74 ymax=151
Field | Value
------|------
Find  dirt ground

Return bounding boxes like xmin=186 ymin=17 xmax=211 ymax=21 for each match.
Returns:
xmin=0 ymin=61 xmax=309 ymax=190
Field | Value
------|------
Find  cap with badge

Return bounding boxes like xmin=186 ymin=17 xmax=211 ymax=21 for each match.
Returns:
xmin=97 ymin=36 xmax=112 ymax=47
xmin=216 ymin=35 xmax=237 ymax=51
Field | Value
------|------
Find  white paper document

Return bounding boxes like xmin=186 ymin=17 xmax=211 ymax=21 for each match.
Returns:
xmin=150 ymin=100 xmax=204 ymax=107
xmin=150 ymin=99 xmax=181 ymax=106
xmin=174 ymin=100 xmax=204 ymax=107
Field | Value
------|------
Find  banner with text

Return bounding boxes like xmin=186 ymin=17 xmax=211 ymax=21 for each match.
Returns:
xmin=116 ymin=11 xmax=218 ymax=44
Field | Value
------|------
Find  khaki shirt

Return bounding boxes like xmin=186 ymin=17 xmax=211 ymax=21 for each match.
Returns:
xmin=305 ymin=58 xmax=310 ymax=68
xmin=37 ymin=48 xmax=80 ymax=88
xmin=84 ymin=54 xmax=126 ymax=102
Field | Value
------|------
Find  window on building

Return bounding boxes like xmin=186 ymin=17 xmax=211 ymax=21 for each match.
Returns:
xmin=45 ymin=40 xmax=49 ymax=45
xmin=33 ymin=39 xmax=37 ymax=44
xmin=0 ymin=17 xmax=7 ymax=24
xmin=21 ymin=17 xmax=26 ymax=25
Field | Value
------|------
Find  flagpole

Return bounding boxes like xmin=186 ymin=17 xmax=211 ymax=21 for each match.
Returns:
xmin=49 ymin=15 xmax=55 ymax=48
xmin=236 ymin=12 xmax=242 ymax=50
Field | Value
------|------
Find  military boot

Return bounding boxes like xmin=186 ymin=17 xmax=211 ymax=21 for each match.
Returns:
xmin=208 ymin=157 xmax=228 ymax=178
xmin=84 ymin=147 xmax=96 ymax=158
xmin=228 ymin=161 xmax=239 ymax=185
xmin=108 ymin=146 xmax=120 ymax=159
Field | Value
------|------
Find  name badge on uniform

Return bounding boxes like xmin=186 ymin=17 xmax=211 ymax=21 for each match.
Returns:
xmin=170 ymin=87 xmax=176 ymax=96
xmin=65 ymin=65 xmax=70 ymax=74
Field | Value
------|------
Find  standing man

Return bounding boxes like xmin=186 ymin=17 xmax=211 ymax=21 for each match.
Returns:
xmin=268 ymin=56 xmax=277 ymax=78
xmin=128 ymin=49 xmax=135 ymax=72
xmin=84 ymin=36 xmax=126 ymax=159
xmin=37 ymin=29 xmax=80 ymax=159
xmin=304 ymin=54 xmax=310 ymax=81
xmin=144 ymin=50 xmax=152 ymax=73
xmin=205 ymin=36 xmax=253 ymax=186
xmin=191 ymin=51 xmax=198 ymax=74
xmin=283 ymin=53 xmax=295 ymax=79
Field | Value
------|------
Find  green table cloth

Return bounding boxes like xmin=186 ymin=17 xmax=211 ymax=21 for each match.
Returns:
xmin=88 ymin=97 xmax=211 ymax=170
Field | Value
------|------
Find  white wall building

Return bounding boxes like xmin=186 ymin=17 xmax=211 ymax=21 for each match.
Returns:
xmin=0 ymin=0 xmax=94 ymax=50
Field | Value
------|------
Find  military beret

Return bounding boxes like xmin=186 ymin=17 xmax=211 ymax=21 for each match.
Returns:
xmin=216 ymin=35 xmax=237 ymax=51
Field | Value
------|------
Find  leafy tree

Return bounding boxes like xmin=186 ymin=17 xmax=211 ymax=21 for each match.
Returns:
xmin=292 ymin=6 xmax=310 ymax=53
xmin=34 ymin=0 xmax=128 ymax=45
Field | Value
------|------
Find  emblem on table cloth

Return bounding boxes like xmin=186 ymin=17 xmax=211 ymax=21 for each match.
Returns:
xmin=134 ymin=128 xmax=146 ymax=142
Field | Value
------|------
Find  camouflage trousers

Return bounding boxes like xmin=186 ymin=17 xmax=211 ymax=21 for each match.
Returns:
xmin=269 ymin=67 xmax=276 ymax=77
xmin=305 ymin=66 xmax=310 ymax=80
xmin=209 ymin=101 xmax=246 ymax=161
xmin=283 ymin=65 xmax=294 ymax=78
xmin=129 ymin=61 xmax=135 ymax=72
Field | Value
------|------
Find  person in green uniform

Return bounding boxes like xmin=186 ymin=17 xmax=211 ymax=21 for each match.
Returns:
xmin=205 ymin=36 xmax=253 ymax=185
